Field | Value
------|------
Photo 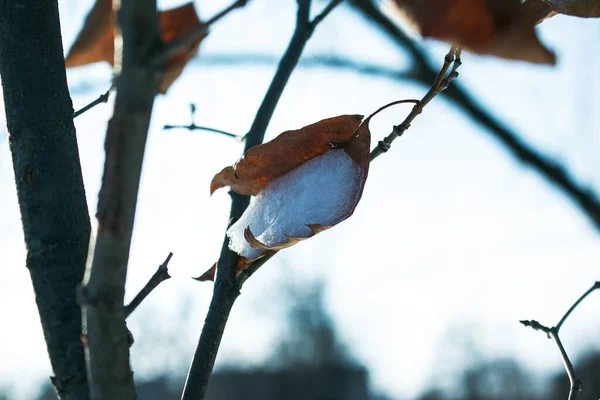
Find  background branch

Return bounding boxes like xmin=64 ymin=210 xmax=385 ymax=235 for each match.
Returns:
xmin=180 ymin=1 xmax=344 ymax=399
xmin=163 ymin=103 xmax=245 ymax=141
xmin=79 ymin=0 xmax=163 ymax=398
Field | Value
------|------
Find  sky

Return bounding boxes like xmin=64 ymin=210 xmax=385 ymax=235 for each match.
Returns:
xmin=0 ymin=1 xmax=599 ymax=399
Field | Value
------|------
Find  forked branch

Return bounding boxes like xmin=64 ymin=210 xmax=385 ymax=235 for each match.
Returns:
xmin=521 ymin=281 xmax=600 ymax=400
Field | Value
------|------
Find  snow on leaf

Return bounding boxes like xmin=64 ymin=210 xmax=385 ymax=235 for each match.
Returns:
xmin=65 ymin=1 xmax=205 ymax=93
xmin=211 ymin=115 xmax=365 ymax=195
xmin=207 ymin=115 xmax=371 ymax=275
xmin=392 ymin=0 xmax=555 ymax=64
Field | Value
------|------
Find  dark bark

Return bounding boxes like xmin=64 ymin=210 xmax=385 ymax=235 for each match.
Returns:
xmin=0 ymin=2 xmax=91 ymax=399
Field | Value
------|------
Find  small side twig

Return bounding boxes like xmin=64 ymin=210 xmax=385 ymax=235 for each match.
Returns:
xmin=157 ymin=0 xmax=249 ymax=62
xmin=163 ymin=103 xmax=244 ymax=141
xmin=73 ymin=87 xmax=112 ymax=118
xmin=124 ymin=252 xmax=173 ymax=318
xmin=521 ymin=281 xmax=600 ymax=400
xmin=370 ymin=45 xmax=461 ymax=161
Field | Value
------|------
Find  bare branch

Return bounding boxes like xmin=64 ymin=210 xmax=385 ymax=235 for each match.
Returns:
xmin=556 ymin=281 xmax=600 ymax=331
xmin=124 ymin=252 xmax=173 ymax=318
xmin=79 ymin=0 xmax=163 ymax=398
xmin=181 ymin=1 xmax=343 ymax=399
xmin=198 ymin=52 xmax=413 ymax=81
xmin=520 ymin=282 xmax=600 ymax=400
xmin=310 ymin=0 xmax=345 ymax=27
xmin=163 ymin=103 xmax=244 ymax=141
xmin=73 ymin=87 xmax=112 ymax=119
xmin=550 ymin=329 xmax=583 ymax=400
xmin=370 ymin=45 xmax=461 ymax=161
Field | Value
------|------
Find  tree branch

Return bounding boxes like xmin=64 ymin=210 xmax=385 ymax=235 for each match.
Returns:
xmin=124 ymin=252 xmax=173 ymax=318
xmin=73 ymin=88 xmax=112 ymax=119
xmin=0 ymin=2 xmax=91 ymax=399
xmin=370 ymin=46 xmax=461 ymax=160
xmin=180 ymin=1 xmax=344 ymax=399
xmin=163 ymin=103 xmax=245 ymax=141
xmin=349 ymin=0 xmax=600 ymax=232
xmin=79 ymin=0 xmax=163 ymax=398
xmin=520 ymin=281 xmax=600 ymax=400
xmin=197 ymin=52 xmax=413 ymax=81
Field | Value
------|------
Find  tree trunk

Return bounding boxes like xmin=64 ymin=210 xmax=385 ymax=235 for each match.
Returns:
xmin=0 ymin=2 xmax=91 ymax=399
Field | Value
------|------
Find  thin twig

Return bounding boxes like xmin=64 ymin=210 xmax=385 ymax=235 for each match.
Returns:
xmin=180 ymin=1 xmax=343 ymax=399
xmin=520 ymin=282 xmax=600 ymax=400
xmin=163 ymin=103 xmax=244 ymax=140
xmin=310 ymin=0 xmax=345 ymax=27
xmin=157 ymin=0 xmax=249 ymax=62
xmin=370 ymin=45 xmax=461 ymax=161
xmin=73 ymin=88 xmax=111 ymax=118
xmin=164 ymin=124 xmax=244 ymax=140
xmin=556 ymin=281 xmax=600 ymax=331
xmin=550 ymin=330 xmax=583 ymax=400
xmin=124 ymin=252 xmax=173 ymax=318
xmin=197 ymin=52 xmax=414 ymax=81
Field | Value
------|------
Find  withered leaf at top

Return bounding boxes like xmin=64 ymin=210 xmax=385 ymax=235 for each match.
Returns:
xmin=393 ymin=0 xmax=555 ymax=64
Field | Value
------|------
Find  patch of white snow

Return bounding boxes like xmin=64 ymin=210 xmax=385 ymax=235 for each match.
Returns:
xmin=227 ymin=149 xmax=363 ymax=259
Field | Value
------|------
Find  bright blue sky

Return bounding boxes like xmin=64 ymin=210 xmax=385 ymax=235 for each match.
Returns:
xmin=1 ymin=1 xmax=599 ymax=399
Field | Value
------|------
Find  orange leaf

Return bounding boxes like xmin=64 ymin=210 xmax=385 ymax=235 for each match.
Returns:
xmin=393 ymin=0 xmax=555 ymax=64
xmin=65 ymin=1 xmax=205 ymax=93
xmin=213 ymin=115 xmax=371 ymax=263
xmin=211 ymin=114 xmax=365 ymax=195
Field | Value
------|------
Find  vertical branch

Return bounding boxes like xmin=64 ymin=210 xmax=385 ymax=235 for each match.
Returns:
xmin=181 ymin=1 xmax=345 ymax=399
xmin=78 ymin=0 xmax=163 ymax=398
xmin=0 ymin=2 xmax=91 ymax=399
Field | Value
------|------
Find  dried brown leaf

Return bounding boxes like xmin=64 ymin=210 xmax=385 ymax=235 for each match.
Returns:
xmin=65 ymin=1 xmax=205 ymax=93
xmin=211 ymin=114 xmax=365 ymax=195
xmin=393 ymin=0 xmax=555 ymax=64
